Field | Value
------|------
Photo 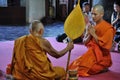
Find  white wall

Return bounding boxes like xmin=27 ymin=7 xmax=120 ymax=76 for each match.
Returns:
xmin=26 ymin=0 xmax=45 ymax=23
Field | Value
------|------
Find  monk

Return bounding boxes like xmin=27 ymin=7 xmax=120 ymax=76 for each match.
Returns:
xmin=69 ymin=4 xmax=116 ymax=77
xmin=10 ymin=20 xmax=74 ymax=80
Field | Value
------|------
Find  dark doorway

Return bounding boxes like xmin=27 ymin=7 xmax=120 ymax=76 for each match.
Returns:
xmin=8 ymin=0 xmax=20 ymax=6
xmin=68 ymin=0 xmax=88 ymax=15
xmin=45 ymin=0 xmax=91 ymax=22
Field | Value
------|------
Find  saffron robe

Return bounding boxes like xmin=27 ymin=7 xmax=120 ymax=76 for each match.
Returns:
xmin=11 ymin=34 xmax=65 ymax=80
xmin=69 ymin=20 xmax=116 ymax=76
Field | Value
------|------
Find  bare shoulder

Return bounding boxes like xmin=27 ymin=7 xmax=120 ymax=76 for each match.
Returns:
xmin=40 ymin=38 xmax=49 ymax=43
xmin=40 ymin=37 xmax=52 ymax=51
xmin=40 ymin=37 xmax=51 ymax=47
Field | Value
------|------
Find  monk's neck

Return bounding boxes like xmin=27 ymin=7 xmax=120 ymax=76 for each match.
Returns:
xmin=96 ymin=18 xmax=103 ymax=25
xmin=31 ymin=33 xmax=42 ymax=38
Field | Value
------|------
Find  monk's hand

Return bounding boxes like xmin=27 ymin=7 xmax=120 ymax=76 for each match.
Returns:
xmin=88 ymin=25 xmax=95 ymax=36
xmin=88 ymin=25 xmax=98 ymax=43
xmin=67 ymin=41 xmax=74 ymax=51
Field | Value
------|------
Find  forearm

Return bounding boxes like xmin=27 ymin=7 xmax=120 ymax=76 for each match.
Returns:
xmin=58 ymin=47 xmax=70 ymax=58
xmin=44 ymin=38 xmax=73 ymax=58
xmin=51 ymin=42 xmax=73 ymax=58
xmin=111 ymin=18 xmax=118 ymax=25
xmin=111 ymin=13 xmax=120 ymax=26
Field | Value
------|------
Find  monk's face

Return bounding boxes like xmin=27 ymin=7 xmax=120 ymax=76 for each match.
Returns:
xmin=91 ymin=8 xmax=103 ymax=23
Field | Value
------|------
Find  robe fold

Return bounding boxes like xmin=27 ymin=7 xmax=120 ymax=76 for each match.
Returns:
xmin=69 ymin=20 xmax=116 ymax=77
xmin=11 ymin=34 xmax=65 ymax=80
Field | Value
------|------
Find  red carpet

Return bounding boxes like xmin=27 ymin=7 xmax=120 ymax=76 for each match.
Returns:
xmin=0 ymin=37 xmax=120 ymax=80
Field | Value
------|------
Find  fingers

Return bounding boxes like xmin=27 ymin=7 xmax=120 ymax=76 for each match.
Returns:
xmin=68 ymin=42 xmax=74 ymax=49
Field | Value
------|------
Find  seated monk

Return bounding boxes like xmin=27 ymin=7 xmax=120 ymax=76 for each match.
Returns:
xmin=69 ymin=4 xmax=116 ymax=77
xmin=10 ymin=20 xmax=74 ymax=80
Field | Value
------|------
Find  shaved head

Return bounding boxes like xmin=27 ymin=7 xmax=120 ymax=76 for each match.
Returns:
xmin=29 ymin=20 xmax=44 ymax=37
xmin=91 ymin=4 xmax=104 ymax=24
xmin=92 ymin=4 xmax=104 ymax=14
xmin=29 ymin=20 xmax=44 ymax=33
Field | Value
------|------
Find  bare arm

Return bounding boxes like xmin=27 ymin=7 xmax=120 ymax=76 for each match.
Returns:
xmin=111 ymin=12 xmax=120 ymax=26
xmin=40 ymin=38 xmax=74 ymax=58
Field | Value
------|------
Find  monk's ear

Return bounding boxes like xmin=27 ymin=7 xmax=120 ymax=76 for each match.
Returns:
xmin=100 ymin=12 xmax=104 ymax=17
xmin=38 ymin=29 xmax=43 ymax=34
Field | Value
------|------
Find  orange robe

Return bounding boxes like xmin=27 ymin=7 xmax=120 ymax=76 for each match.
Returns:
xmin=11 ymin=34 xmax=65 ymax=80
xmin=69 ymin=20 xmax=116 ymax=77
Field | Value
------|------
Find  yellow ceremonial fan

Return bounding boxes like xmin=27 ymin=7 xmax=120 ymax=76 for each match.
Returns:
xmin=64 ymin=0 xmax=85 ymax=40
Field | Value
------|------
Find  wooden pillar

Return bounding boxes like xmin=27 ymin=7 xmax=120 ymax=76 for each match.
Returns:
xmin=45 ymin=0 xmax=49 ymax=17
xmin=68 ymin=0 xmax=74 ymax=15
xmin=56 ymin=0 xmax=59 ymax=19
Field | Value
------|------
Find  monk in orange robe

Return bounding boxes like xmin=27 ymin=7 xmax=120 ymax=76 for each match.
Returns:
xmin=10 ymin=20 xmax=74 ymax=80
xmin=69 ymin=4 xmax=116 ymax=77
